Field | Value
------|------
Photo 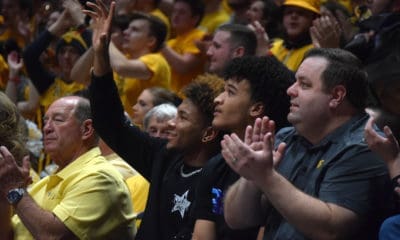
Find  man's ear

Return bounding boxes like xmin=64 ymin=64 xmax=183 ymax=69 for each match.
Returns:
xmin=147 ymin=36 xmax=157 ymax=51
xmin=329 ymin=85 xmax=346 ymax=108
xmin=250 ymin=102 xmax=265 ymax=118
xmin=81 ymin=119 xmax=95 ymax=140
xmin=202 ymin=126 xmax=219 ymax=143
xmin=233 ymin=46 xmax=245 ymax=58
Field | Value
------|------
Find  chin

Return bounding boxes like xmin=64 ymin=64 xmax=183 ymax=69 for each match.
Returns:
xmin=212 ymin=119 xmax=220 ymax=128
xmin=166 ymin=140 xmax=177 ymax=150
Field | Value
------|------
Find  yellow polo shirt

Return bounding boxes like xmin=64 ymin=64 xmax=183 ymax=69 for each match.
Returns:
xmin=12 ymin=147 xmax=136 ymax=240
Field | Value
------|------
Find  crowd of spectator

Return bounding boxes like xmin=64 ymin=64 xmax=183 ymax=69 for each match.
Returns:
xmin=0 ymin=0 xmax=400 ymax=239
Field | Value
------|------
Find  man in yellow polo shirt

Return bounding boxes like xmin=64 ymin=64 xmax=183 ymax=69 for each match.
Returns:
xmin=0 ymin=95 xmax=135 ymax=239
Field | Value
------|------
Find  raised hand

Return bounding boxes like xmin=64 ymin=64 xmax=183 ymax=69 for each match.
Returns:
xmin=7 ymin=51 xmax=23 ymax=77
xmin=0 ymin=146 xmax=31 ymax=198
xmin=310 ymin=12 xmax=341 ymax=48
xmin=83 ymin=0 xmax=115 ymax=52
xmin=248 ymin=21 xmax=271 ymax=56
xmin=364 ymin=116 xmax=400 ymax=171
xmin=244 ymin=117 xmax=274 ymax=151
xmin=63 ymin=0 xmax=85 ymax=26
xmin=222 ymin=117 xmax=286 ymax=184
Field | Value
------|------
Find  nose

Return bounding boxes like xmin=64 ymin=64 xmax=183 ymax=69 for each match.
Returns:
xmin=43 ymin=120 xmax=53 ymax=135
xmin=286 ymin=81 xmax=297 ymax=97
xmin=206 ymin=45 xmax=214 ymax=57
xmin=132 ymin=103 xmax=139 ymax=112
xmin=245 ymin=8 xmax=252 ymax=18
xmin=214 ymin=91 xmax=225 ymax=104
xmin=289 ymin=10 xmax=299 ymax=18
xmin=168 ymin=117 xmax=176 ymax=128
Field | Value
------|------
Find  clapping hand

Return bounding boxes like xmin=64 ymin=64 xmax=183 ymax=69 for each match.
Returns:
xmin=222 ymin=117 xmax=286 ymax=184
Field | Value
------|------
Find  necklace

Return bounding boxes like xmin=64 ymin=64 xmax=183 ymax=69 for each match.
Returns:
xmin=180 ymin=165 xmax=202 ymax=178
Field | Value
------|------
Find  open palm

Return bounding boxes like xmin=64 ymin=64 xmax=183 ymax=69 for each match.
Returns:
xmin=83 ymin=0 xmax=115 ymax=52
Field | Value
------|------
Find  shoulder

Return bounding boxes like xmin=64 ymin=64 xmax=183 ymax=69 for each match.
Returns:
xmin=276 ymin=126 xmax=297 ymax=143
xmin=202 ymin=154 xmax=225 ymax=174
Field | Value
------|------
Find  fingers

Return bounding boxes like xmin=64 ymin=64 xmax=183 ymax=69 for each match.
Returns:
xmin=252 ymin=118 xmax=262 ymax=143
xmin=364 ymin=115 xmax=374 ymax=131
xmin=273 ymin=142 xmax=286 ymax=167
xmin=383 ymin=126 xmax=400 ymax=149
xmin=244 ymin=125 xmax=253 ymax=145
xmin=364 ymin=116 xmax=378 ymax=140
xmin=85 ymin=1 xmax=102 ymax=18
xmin=261 ymin=117 xmax=275 ymax=146
xmin=221 ymin=136 xmax=237 ymax=166
xmin=383 ymin=125 xmax=394 ymax=139
xmin=260 ymin=117 xmax=269 ymax=137
xmin=310 ymin=26 xmax=320 ymax=46
xmin=264 ymin=118 xmax=275 ymax=136
xmin=311 ymin=15 xmax=341 ymax=48
xmin=0 ymin=146 xmax=19 ymax=174
xmin=22 ymin=156 xmax=31 ymax=173
xmin=82 ymin=8 xmax=98 ymax=19
xmin=222 ymin=133 xmax=249 ymax=166
xmin=262 ymin=132 xmax=274 ymax=152
xmin=0 ymin=146 xmax=14 ymax=163
xmin=364 ymin=117 xmax=384 ymax=147
xmin=395 ymin=187 xmax=400 ymax=197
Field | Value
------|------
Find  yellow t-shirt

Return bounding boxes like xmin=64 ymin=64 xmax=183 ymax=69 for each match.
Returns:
xmin=114 ymin=53 xmax=171 ymax=118
xmin=270 ymin=39 xmax=315 ymax=72
xmin=167 ymin=28 xmax=207 ymax=93
xmin=39 ymin=77 xmax=86 ymax=113
xmin=12 ymin=148 xmax=136 ymax=240
xmin=200 ymin=8 xmax=230 ymax=34
xmin=126 ymin=174 xmax=150 ymax=229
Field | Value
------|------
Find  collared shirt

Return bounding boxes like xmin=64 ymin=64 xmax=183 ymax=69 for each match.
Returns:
xmin=263 ymin=114 xmax=394 ymax=240
xmin=12 ymin=147 xmax=135 ymax=240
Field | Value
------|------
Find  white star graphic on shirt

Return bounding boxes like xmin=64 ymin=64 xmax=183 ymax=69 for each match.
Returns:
xmin=171 ymin=190 xmax=191 ymax=218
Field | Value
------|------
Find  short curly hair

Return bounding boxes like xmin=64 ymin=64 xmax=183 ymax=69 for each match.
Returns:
xmin=0 ymin=92 xmax=28 ymax=165
xmin=181 ymin=73 xmax=224 ymax=126
xmin=223 ymin=56 xmax=294 ymax=130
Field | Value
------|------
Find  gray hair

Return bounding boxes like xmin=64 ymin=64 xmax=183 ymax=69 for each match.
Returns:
xmin=143 ymin=103 xmax=177 ymax=130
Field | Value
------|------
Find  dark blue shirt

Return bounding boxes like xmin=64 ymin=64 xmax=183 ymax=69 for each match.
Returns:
xmin=264 ymin=114 xmax=395 ymax=240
